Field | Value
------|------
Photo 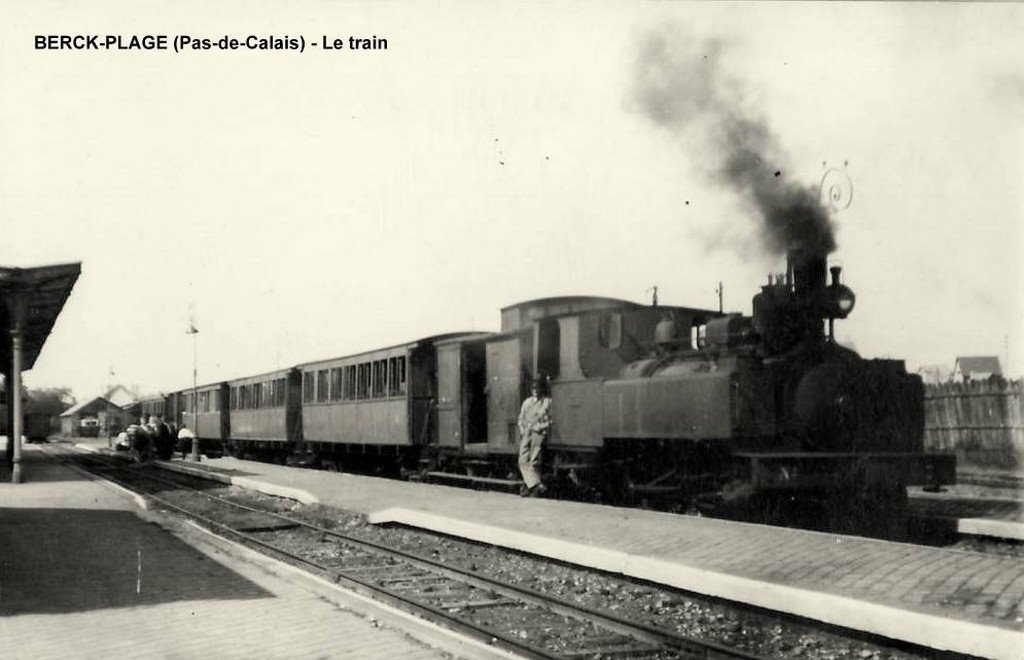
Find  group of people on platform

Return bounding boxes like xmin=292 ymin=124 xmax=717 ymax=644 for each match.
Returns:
xmin=115 ymin=415 xmax=195 ymax=463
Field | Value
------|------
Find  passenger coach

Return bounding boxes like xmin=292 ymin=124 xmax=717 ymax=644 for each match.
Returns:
xmin=181 ymin=381 xmax=229 ymax=452
xmin=299 ymin=333 xmax=487 ymax=473
xmin=225 ymin=367 xmax=301 ymax=461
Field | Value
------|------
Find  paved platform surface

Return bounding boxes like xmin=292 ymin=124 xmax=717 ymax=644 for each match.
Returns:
xmin=0 ymin=445 xmax=498 ymax=659
xmin=142 ymin=450 xmax=1024 ymax=660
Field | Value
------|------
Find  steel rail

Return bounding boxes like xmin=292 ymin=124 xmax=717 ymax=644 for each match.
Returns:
xmin=57 ymin=446 xmax=767 ymax=660
xmin=53 ymin=448 xmax=561 ymax=659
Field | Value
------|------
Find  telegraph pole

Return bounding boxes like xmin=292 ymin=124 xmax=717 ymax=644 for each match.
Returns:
xmin=187 ymin=309 xmax=200 ymax=462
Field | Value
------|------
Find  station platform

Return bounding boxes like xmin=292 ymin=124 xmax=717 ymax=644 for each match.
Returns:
xmin=135 ymin=449 xmax=1024 ymax=660
xmin=0 ymin=444 xmax=510 ymax=660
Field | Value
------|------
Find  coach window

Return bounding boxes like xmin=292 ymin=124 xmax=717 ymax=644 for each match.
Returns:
xmin=212 ymin=392 xmax=219 ymax=412
xmin=357 ymin=363 xmax=370 ymax=399
xmin=343 ymin=365 xmax=356 ymax=401
xmin=372 ymin=359 xmax=386 ymax=398
xmin=387 ymin=356 xmax=407 ymax=396
xmin=230 ymin=387 xmax=238 ymax=411
xmin=329 ymin=368 xmax=342 ymax=402
xmin=316 ymin=369 xmax=329 ymax=403
xmin=254 ymin=382 xmax=264 ymax=409
xmin=387 ymin=357 xmax=398 ymax=396
xmin=598 ymin=312 xmax=622 ymax=349
xmin=537 ymin=318 xmax=561 ymax=379
xmin=302 ymin=371 xmax=314 ymax=404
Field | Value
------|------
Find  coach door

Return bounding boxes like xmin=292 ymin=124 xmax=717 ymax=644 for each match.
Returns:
xmin=486 ymin=335 xmax=527 ymax=453
xmin=435 ymin=343 xmax=463 ymax=449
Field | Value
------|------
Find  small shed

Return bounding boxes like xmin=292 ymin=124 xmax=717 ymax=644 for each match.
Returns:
xmin=953 ymin=356 xmax=1002 ymax=382
xmin=59 ymin=397 xmax=125 ymax=437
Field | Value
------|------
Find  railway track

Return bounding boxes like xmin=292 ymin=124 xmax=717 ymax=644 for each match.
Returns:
xmin=51 ymin=445 xmax=765 ymax=660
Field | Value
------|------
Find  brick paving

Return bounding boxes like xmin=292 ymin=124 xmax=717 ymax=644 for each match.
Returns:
xmin=0 ymin=446 xmax=469 ymax=660
xmin=174 ymin=453 xmax=1024 ymax=633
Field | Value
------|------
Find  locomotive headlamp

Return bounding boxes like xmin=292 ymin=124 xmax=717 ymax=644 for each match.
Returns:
xmin=824 ymin=285 xmax=856 ymax=319
xmin=827 ymin=266 xmax=856 ymax=319
xmin=837 ymin=291 xmax=855 ymax=313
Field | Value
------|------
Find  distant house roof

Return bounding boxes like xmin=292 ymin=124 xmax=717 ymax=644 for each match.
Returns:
xmin=60 ymin=396 xmax=120 ymax=418
xmin=954 ymin=356 xmax=1002 ymax=377
xmin=103 ymin=385 xmax=134 ymax=407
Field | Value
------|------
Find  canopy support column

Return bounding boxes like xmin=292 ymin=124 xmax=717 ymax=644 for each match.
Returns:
xmin=7 ymin=292 xmax=25 ymax=483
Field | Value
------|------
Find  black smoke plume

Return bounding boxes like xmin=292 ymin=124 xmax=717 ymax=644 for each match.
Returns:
xmin=633 ymin=25 xmax=836 ymax=257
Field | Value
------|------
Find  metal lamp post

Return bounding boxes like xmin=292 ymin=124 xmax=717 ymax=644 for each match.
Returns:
xmin=186 ymin=322 xmax=200 ymax=462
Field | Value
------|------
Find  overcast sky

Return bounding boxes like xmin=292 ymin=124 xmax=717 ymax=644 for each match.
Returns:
xmin=3 ymin=1 xmax=1022 ymax=400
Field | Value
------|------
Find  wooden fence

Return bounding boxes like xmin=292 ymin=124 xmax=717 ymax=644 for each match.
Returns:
xmin=924 ymin=379 xmax=1024 ymax=470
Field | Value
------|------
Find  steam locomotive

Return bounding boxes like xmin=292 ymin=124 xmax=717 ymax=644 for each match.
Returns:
xmin=159 ymin=248 xmax=954 ymax=530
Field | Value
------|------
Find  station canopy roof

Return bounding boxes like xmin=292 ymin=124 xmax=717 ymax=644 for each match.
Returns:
xmin=0 ymin=263 xmax=81 ymax=372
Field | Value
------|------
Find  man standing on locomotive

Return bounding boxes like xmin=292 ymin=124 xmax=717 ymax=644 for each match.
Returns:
xmin=517 ymin=378 xmax=551 ymax=497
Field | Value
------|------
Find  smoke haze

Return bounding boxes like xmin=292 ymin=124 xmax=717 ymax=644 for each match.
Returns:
xmin=633 ymin=24 xmax=836 ymax=257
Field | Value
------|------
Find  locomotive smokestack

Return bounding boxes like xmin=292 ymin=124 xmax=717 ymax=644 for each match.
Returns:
xmin=790 ymin=249 xmax=827 ymax=297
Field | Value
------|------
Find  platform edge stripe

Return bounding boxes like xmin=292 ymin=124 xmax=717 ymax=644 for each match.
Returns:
xmin=628 ymin=556 xmax=1024 ymax=660
xmin=155 ymin=460 xmax=233 ymax=485
xmin=177 ymin=520 xmax=521 ymax=660
xmin=59 ymin=452 xmax=150 ymax=512
xmin=232 ymin=476 xmax=319 ymax=505
xmin=368 ymin=507 xmax=1024 ymax=660
xmin=153 ymin=461 xmax=319 ymax=505
xmin=958 ymin=518 xmax=1024 ymax=541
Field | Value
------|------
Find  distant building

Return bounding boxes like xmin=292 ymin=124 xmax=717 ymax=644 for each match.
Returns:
xmin=59 ymin=397 xmax=126 ymax=437
xmin=953 ymin=356 xmax=1002 ymax=382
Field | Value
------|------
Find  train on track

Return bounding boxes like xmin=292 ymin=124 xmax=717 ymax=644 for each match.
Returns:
xmin=156 ymin=248 xmax=954 ymax=530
